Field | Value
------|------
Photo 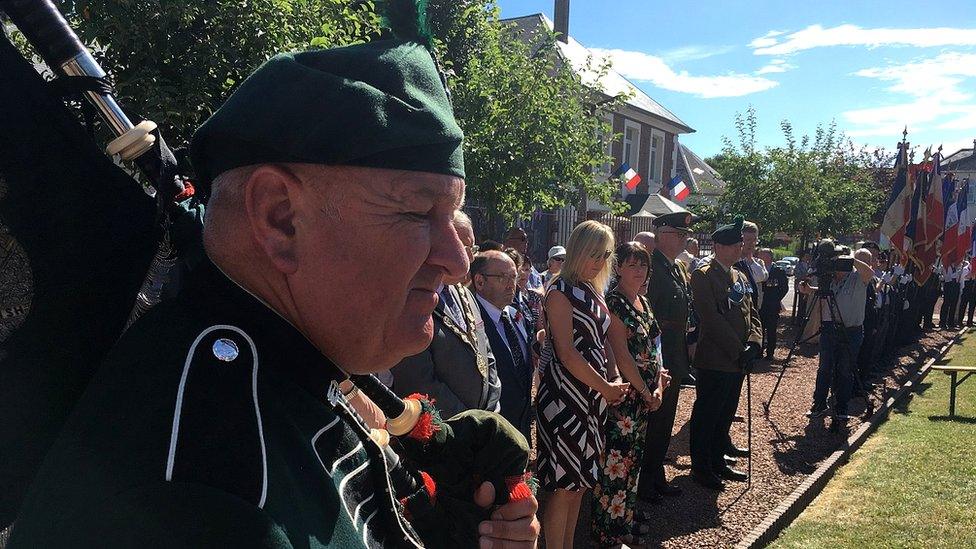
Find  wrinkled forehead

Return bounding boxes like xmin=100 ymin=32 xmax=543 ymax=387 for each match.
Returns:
xmin=301 ymin=164 xmax=465 ymax=207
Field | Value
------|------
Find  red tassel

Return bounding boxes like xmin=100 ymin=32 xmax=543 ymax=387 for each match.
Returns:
xmin=506 ymin=473 xmax=534 ymax=501
xmin=409 ymin=412 xmax=437 ymax=441
xmin=175 ymin=180 xmax=195 ymax=202
xmin=420 ymin=470 xmax=437 ymax=505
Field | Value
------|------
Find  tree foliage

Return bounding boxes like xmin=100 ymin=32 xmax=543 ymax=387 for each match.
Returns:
xmin=428 ymin=0 xmax=622 ymax=223
xmin=707 ymin=106 xmax=890 ymax=240
xmin=54 ymin=0 xmax=380 ymax=144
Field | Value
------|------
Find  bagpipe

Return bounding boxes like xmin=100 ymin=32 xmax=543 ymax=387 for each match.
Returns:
xmin=0 ymin=0 xmax=531 ymax=546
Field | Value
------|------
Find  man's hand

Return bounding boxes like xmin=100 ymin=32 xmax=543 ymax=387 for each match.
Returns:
xmin=473 ymin=482 xmax=539 ymax=548
xmin=740 ymin=341 xmax=761 ymax=372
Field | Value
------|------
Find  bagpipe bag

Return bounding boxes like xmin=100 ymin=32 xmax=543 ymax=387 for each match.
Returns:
xmin=0 ymin=30 xmax=158 ymax=531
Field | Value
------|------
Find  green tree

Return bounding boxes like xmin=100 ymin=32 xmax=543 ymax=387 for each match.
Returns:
xmin=53 ymin=0 xmax=380 ymax=145
xmin=428 ymin=1 xmax=622 ymax=224
xmin=709 ymin=107 xmax=888 ymax=240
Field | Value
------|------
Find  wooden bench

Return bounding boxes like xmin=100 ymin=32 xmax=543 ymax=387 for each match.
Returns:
xmin=930 ymin=365 xmax=976 ymax=417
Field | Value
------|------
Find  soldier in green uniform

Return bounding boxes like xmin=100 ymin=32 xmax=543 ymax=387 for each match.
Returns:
xmin=8 ymin=38 xmax=538 ymax=548
xmin=688 ymin=218 xmax=762 ymax=491
xmin=637 ymin=211 xmax=696 ymax=502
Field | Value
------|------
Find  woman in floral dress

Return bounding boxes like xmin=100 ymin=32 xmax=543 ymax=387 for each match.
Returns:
xmin=592 ymin=241 xmax=670 ymax=547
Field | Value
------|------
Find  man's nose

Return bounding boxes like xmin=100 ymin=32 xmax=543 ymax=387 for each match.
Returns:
xmin=430 ymin=219 xmax=468 ymax=280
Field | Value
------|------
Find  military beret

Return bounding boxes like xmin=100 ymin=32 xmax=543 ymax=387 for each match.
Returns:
xmin=653 ymin=211 xmax=697 ymax=231
xmin=712 ymin=217 xmax=744 ymax=245
xmin=190 ymin=40 xmax=464 ymax=193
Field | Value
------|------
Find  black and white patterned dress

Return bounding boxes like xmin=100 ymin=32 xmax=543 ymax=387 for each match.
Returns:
xmin=536 ymin=278 xmax=612 ymax=491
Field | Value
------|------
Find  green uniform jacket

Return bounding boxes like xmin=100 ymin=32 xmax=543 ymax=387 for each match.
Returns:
xmin=690 ymin=260 xmax=762 ymax=373
xmin=8 ymin=261 xmax=423 ymax=548
xmin=646 ymin=249 xmax=692 ymax=380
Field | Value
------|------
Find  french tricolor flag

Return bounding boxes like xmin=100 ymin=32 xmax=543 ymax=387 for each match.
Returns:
xmin=668 ymin=175 xmax=690 ymax=201
xmin=613 ymin=162 xmax=641 ymax=191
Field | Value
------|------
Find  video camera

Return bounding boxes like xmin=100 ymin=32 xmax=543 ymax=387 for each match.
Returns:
xmin=813 ymin=239 xmax=854 ymax=274
xmin=812 ymin=239 xmax=854 ymax=291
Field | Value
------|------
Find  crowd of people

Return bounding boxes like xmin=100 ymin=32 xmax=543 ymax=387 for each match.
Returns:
xmin=376 ymin=207 xmax=965 ymax=547
xmin=376 ymin=209 xmax=870 ymax=547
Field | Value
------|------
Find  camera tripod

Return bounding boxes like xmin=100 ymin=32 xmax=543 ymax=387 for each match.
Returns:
xmin=764 ymin=282 xmax=874 ymax=425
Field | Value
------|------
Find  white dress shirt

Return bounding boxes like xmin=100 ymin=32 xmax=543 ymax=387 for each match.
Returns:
xmin=475 ymin=294 xmax=528 ymax=360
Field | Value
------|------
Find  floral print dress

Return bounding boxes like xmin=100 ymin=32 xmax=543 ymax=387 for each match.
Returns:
xmin=591 ymin=290 xmax=661 ymax=546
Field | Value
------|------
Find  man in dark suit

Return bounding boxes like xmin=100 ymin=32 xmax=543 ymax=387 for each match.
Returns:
xmin=759 ymin=248 xmax=789 ymax=360
xmin=471 ymin=251 xmax=533 ymax=442
xmin=639 ymin=210 xmax=696 ymax=502
xmin=689 ymin=218 xmax=762 ymax=490
xmin=391 ymin=213 xmax=501 ymax=417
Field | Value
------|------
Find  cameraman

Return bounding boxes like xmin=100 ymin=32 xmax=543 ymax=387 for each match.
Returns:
xmin=798 ymin=244 xmax=874 ymax=420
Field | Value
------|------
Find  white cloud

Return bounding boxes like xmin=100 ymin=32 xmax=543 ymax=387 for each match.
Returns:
xmin=842 ymin=52 xmax=976 ymax=139
xmin=749 ymin=30 xmax=786 ymax=49
xmin=660 ymin=44 xmax=735 ymax=63
xmin=755 ymin=59 xmax=796 ymax=75
xmin=751 ymin=24 xmax=976 ymax=56
xmin=591 ymin=47 xmax=779 ymax=99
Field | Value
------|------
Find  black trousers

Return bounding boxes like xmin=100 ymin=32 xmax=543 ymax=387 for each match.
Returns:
xmin=940 ymin=281 xmax=960 ymax=327
xmin=856 ymin=313 xmax=878 ymax=379
xmin=636 ymin=382 xmax=680 ymax=500
xmin=690 ymin=369 xmax=745 ymax=472
xmin=922 ymin=286 xmax=938 ymax=328
xmin=959 ymin=281 xmax=976 ymax=326
xmin=761 ymin=312 xmax=778 ymax=357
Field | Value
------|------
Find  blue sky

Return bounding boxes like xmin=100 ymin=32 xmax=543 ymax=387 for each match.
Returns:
xmin=496 ymin=0 xmax=976 ymax=160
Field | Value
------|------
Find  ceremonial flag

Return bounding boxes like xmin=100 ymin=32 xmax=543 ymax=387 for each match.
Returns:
xmin=0 ymin=33 xmax=158 ymax=525
xmin=612 ymin=162 xmax=641 ymax=191
xmin=902 ymin=162 xmax=924 ymax=257
xmin=942 ymin=194 xmax=958 ymax=265
xmin=883 ymin=145 xmax=912 ymax=255
xmin=920 ymin=151 xmax=944 ymax=248
xmin=667 ymin=175 xmax=690 ymax=201
xmin=959 ymin=178 xmax=973 ymax=261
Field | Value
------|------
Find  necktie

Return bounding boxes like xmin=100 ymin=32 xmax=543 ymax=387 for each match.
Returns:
xmin=501 ymin=310 xmax=527 ymax=377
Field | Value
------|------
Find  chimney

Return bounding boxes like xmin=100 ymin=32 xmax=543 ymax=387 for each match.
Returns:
xmin=554 ymin=0 xmax=570 ymax=43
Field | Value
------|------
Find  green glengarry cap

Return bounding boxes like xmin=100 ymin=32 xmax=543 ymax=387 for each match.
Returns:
xmin=190 ymin=40 xmax=464 ymax=192
xmin=712 ymin=216 xmax=744 ymax=245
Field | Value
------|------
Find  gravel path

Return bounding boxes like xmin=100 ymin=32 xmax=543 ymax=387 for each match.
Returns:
xmin=551 ymin=316 xmax=955 ymax=548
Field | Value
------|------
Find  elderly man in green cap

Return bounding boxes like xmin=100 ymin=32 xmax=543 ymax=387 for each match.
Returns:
xmin=688 ymin=218 xmax=762 ymax=491
xmin=9 ymin=37 xmax=538 ymax=548
xmin=636 ymin=211 xmax=696 ymax=503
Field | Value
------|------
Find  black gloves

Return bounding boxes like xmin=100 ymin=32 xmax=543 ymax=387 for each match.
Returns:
xmin=740 ymin=341 xmax=762 ymax=372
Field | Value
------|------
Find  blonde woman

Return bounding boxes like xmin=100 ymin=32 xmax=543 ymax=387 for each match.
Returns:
xmin=536 ymin=221 xmax=631 ymax=549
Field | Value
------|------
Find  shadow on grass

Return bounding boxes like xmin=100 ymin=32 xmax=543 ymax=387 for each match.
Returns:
xmin=928 ymin=415 xmax=976 ymax=424
xmin=889 ymin=381 xmax=933 ymax=415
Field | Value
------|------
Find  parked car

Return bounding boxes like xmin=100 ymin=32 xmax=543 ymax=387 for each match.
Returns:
xmin=773 ymin=259 xmax=795 ymax=276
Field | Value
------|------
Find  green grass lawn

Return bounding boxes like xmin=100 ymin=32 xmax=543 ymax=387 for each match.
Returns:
xmin=771 ymin=331 xmax=976 ymax=548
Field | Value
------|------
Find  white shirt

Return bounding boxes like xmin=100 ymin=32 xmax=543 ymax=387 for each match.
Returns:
xmin=475 ymin=294 xmax=528 ymax=361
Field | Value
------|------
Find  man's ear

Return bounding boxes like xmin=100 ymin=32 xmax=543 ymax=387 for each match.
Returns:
xmin=242 ymin=165 xmax=303 ymax=274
